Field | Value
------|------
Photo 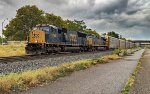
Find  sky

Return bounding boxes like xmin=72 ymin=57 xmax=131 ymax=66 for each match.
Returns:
xmin=0 ymin=0 xmax=150 ymax=40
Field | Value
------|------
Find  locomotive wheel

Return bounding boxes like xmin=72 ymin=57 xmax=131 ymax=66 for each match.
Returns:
xmin=36 ymin=50 xmax=42 ymax=55
xmin=58 ymin=47 xmax=61 ymax=53
xmin=54 ymin=47 xmax=61 ymax=53
xmin=60 ymin=46 xmax=65 ymax=52
xmin=46 ymin=47 xmax=53 ymax=54
xmin=80 ymin=47 xmax=85 ymax=52
xmin=89 ymin=48 xmax=92 ymax=52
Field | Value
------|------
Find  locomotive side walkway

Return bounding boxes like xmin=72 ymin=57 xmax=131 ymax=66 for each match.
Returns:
xmin=129 ymin=49 xmax=150 ymax=94
xmin=20 ymin=49 xmax=144 ymax=94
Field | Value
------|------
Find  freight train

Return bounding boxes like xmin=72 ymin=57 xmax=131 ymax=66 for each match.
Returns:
xmin=25 ymin=24 xmax=139 ymax=55
xmin=108 ymin=36 xmax=139 ymax=49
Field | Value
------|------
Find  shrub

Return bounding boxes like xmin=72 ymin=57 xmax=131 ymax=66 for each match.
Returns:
xmin=95 ymin=58 xmax=108 ymax=64
xmin=123 ymin=49 xmax=128 ymax=56
xmin=73 ymin=59 xmax=92 ymax=71
xmin=113 ymin=48 xmax=122 ymax=55
xmin=58 ymin=63 xmax=75 ymax=74
xmin=102 ymin=54 xmax=121 ymax=61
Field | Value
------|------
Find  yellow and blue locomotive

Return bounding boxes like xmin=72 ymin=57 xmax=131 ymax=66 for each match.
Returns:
xmin=25 ymin=24 xmax=108 ymax=54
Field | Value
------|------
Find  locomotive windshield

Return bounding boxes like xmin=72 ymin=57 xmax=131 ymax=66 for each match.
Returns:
xmin=33 ymin=26 xmax=49 ymax=32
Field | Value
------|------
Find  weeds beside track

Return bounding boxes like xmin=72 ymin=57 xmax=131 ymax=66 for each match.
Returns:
xmin=121 ymin=49 xmax=146 ymax=94
xmin=0 ymin=54 xmax=121 ymax=93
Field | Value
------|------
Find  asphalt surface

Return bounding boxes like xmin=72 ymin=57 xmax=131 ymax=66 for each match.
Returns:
xmin=20 ymin=49 xmax=144 ymax=94
xmin=129 ymin=49 xmax=150 ymax=94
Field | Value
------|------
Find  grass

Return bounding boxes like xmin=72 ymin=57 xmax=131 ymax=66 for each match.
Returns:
xmin=113 ymin=48 xmax=122 ymax=55
xmin=113 ymin=48 xmax=141 ymax=56
xmin=0 ymin=44 xmax=26 ymax=57
xmin=147 ymin=46 xmax=150 ymax=49
xmin=0 ymin=54 xmax=121 ymax=93
xmin=121 ymin=49 xmax=146 ymax=94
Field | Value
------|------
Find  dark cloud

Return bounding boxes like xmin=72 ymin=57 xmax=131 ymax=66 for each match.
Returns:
xmin=43 ymin=0 xmax=68 ymax=5
xmin=94 ymin=0 xmax=128 ymax=14
xmin=0 ymin=0 xmax=17 ymax=6
xmin=0 ymin=0 xmax=18 ymax=19
xmin=126 ymin=9 xmax=139 ymax=15
xmin=87 ymin=0 xmax=95 ymax=6
xmin=0 ymin=0 xmax=150 ymax=39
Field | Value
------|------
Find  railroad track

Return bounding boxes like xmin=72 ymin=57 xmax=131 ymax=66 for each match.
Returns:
xmin=0 ymin=50 xmax=113 ymax=75
xmin=0 ymin=55 xmax=36 ymax=64
xmin=0 ymin=50 xmax=112 ymax=64
xmin=0 ymin=53 xmax=69 ymax=64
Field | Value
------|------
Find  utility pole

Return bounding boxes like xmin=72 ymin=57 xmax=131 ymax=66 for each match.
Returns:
xmin=1 ymin=18 xmax=8 ymax=45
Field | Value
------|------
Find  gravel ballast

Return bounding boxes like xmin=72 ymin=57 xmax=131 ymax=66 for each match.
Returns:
xmin=20 ymin=49 xmax=144 ymax=94
xmin=0 ymin=51 xmax=112 ymax=75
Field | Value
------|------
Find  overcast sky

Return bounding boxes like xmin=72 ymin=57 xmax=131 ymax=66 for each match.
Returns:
xmin=0 ymin=0 xmax=150 ymax=40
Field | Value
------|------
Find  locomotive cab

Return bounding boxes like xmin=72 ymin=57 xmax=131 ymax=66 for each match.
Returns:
xmin=29 ymin=27 xmax=46 ymax=44
xmin=26 ymin=25 xmax=56 ymax=54
xmin=26 ymin=24 xmax=66 ymax=54
xmin=29 ymin=25 xmax=61 ymax=44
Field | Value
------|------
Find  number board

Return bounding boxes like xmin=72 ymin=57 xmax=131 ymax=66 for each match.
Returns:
xmin=69 ymin=34 xmax=77 ymax=42
xmin=32 ymin=32 xmax=39 ymax=38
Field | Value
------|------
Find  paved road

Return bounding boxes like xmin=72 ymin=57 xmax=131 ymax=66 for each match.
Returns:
xmin=129 ymin=49 xmax=150 ymax=94
xmin=20 ymin=50 xmax=144 ymax=94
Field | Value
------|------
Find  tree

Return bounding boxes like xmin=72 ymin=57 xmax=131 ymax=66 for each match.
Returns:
xmin=102 ymin=33 xmax=107 ymax=36
xmin=0 ymin=38 xmax=7 ymax=44
xmin=119 ymin=35 xmax=126 ymax=40
xmin=73 ymin=20 xmax=87 ymax=31
xmin=83 ymin=29 xmax=99 ymax=36
xmin=64 ymin=20 xmax=87 ymax=32
xmin=4 ymin=5 xmax=99 ymax=41
xmin=107 ymin=31 xmax=119 ymax=38
xmin=4 ymin=5 xmax=44 ymax=40
xmin=44 ymin=13 xmax=65 ymax=27
xmin=121 ymin=38 xmax=126 ymax=40
xmin=64 ymin=20 xmax=76 ymax=31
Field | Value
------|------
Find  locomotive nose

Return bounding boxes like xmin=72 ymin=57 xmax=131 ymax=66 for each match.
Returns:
xmin=29 ymin=30 xmax=45 ymax=43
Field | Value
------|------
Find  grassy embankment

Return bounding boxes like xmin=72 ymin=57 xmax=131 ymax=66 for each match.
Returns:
xmin=0 ymin=54 xmax=121 ymax=93
xmin=121 ymin=48 xmax=146 ymax=94
xmin=0 ymin=48 xmax=140 ymax=93
xmin=0 ymin=44 xmax=26 ymax=57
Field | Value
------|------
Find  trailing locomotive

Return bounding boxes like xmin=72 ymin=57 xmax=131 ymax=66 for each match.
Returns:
xmin=25 ymin=24 xmax=108 ymax=54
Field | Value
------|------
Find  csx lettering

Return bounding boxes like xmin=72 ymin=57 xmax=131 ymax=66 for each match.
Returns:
xmin=32 ymin=34 xmax=39 ymax=38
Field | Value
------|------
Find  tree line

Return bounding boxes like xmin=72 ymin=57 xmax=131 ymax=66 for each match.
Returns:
xmin=3 ymin=5 xmax=99 ymax=41
xmin=103 ymin=31 xmax=126 ymax=40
